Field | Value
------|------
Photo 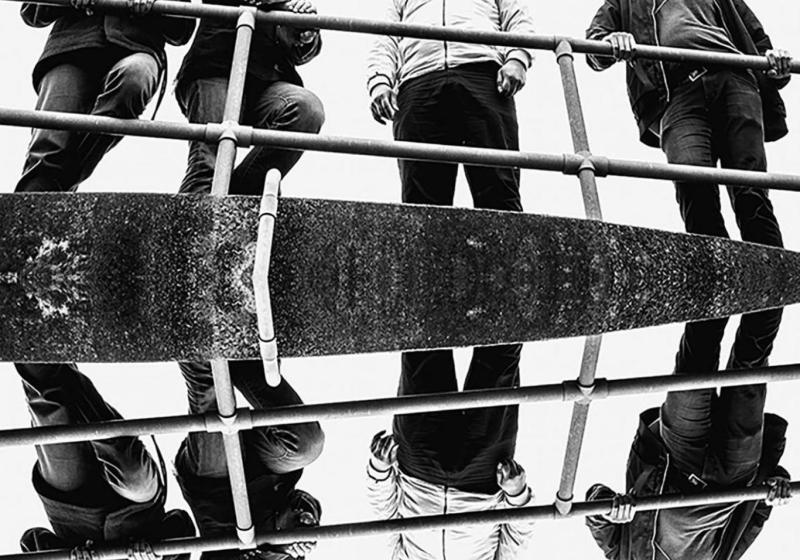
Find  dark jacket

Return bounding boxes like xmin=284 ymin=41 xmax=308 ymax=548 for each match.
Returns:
xmin=585 ymin=0 xmax=789 ymax=147
xmin=176 ymin=0 xmax=321 ymax=89
xmin=23 ymin=451 xmax=195 ymax=560
xmin=586 ymin=408 xmax=790 ymax=560
xmin=21 ymin=3 xmax=196 ymax=90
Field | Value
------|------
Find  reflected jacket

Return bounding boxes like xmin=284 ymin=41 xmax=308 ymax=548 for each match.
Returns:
xmin=366 ymin=0 xmax=535 ymax=97
xmin=585 ymin=408 xmax=790 ymax=560
xmin=20 ymin=2 xmax=195 ymax=90
xmin=367 ymin=460 xmax=535 ymax=560
xmin=585 ymin=0 xmax=789 ymax=147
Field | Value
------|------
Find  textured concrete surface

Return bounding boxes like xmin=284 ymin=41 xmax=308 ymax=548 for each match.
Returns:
xmin=1 ymin=193 xmax=799 ymax=362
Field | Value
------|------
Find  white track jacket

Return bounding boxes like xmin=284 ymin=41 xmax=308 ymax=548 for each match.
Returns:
xmin=366 ymin=0 xmax=536 ymax=97
xmin=366 ymin=460 xmax=535 ymax=560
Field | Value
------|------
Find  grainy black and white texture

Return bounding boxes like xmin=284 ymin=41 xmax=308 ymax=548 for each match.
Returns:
xmin=1 ymin=193 xmax=799 ymax=362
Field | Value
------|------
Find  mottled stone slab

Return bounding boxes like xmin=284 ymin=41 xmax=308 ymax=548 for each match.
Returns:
xmin=1 ymin=193 xmax=799 ymax=362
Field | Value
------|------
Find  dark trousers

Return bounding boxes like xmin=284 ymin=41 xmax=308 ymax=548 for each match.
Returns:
xmin=393 ymin=345 xmax=521 ymax=494
xmin=15 ymin=363 xmax=159 ymax=504
xmin=393 ymin=62 xmax=522 ymax=211
xmin=16 ymin=49 xmax=160 ymax=193
xmin=176 ymin=77 xmax=325 ymax=195
xmin=659 ymin=310 xmax=782 ymax=487
xmin=177 ymin=361 xmax=324 ymax=477
xmin=660 ymin=69 xmax=783 ymax=248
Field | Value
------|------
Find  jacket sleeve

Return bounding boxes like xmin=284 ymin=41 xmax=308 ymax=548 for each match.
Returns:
xmin=585 ymin=515 xmax=622 ymax=560
xmin=366 ymin=459 xmax=405 ymax=559
xmin=732 ymin=0 xmax=790 ymax=88
xmin=585 ymin=0 xmax=623 ymax=71
xmin=496 ymin=0 xmax=535 ymax=69
xmin=20 ymin=3 xmax=66 ymax=27
xmin=277 ymin=28 xmax=323 ymax=66
xmin=156 ymin=0 xmax=196 ymax=46
xmin=494 ymin=487 xmax=536 ymax=559
xmin=366 ymin=0 xmax=402 ymax=97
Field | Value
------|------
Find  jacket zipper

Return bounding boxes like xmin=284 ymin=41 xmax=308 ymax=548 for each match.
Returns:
xmin=650 ymin=0 xmax=670 ymax=105
xmin=442 ymin=0 xmax=449 ymax=69
xmin=651 ymin=454 xmax=670 ymax=560
xmin=442 ymin=484 xmax=449 ymax=559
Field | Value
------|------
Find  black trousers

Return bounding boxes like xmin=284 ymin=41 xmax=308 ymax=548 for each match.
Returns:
xmin=393 ymin=62 xmax=522 ymax=211
xmin=392 ymin=345 xmax=521 ymax=494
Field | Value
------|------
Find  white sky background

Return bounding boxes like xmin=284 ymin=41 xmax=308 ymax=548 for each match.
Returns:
xmin=1 ymin=0 xmax=800 ymax=558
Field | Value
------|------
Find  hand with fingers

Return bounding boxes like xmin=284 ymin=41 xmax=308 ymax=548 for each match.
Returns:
xmin=70 ymin=0 xmax=95 ymax=15
xmin=127 ymin=0 xmax=156 ymax=16
xmin=496 ymin=60 xmax=527 ymax=97
xmin=69 ymin=541 xmax=97 ymax=560
xmin=601 ymin=493 xmax=637 ymax=524
xmin=282 ymin=542 xmax=317 ymax=559
xmin=127 ymin=542 xmax=159 ymax=560
xmin=765 ymin=48 xmax=792 ymax=79
xmin=604 ymin=32 xmax=636 ymax=63
xmin=496 ymin=458 xmax=528 ymax=498
xmin=370 ymin=85 xmax=398 ymax=125
xmin=281 ymin=0 xmax=317 ymax=13
xmin=765 ymin=476 xmax=793 ymax=506
xmin=370 ymin=429 xmax=398 ymax=470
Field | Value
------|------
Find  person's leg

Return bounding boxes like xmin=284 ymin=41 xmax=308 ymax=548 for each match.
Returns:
xmin=717 ymin=70 xmax=783 ymax=249
xmin=392 ymin=350 xmax=459 ymax=482
xmin=393 ymin=73 xmax=459 ymax=205
xmin=176 ymin=77 xmax=230 ymax=195
xmin=15 ymin=64 xmax=99 ymax=193
xmin=175 ymin=361 xmax=230 ymax=478
xmin=71 ymin=51 xmax=160 ymax=186
xmin=456 ymin=64 xmax=523 ymax=212
xmin=231 ymin=82 xmax=325 ymax=195
xmin=16 ymin=363 xmax=159 ymax=502
xmin=660 ymin=80 xmax=728 ymax=238
xmin=230 ymin=361 xmax=324 ymax=473
xmin=660 ymin=320 xmax=726 ymax=477
xmin=455 ymin=344 xmax=522 ymax=493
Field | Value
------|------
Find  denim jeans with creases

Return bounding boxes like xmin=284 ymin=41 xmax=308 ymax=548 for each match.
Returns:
xmin=16 ymin=49 xmax=160 ymax=193
xmin=176 ymin=361 xmax=324 ymax=477
xmin=176 ymin=77 xmax=325 ymax=195
xmin=16 ymin=363 xmax=160 ymax=504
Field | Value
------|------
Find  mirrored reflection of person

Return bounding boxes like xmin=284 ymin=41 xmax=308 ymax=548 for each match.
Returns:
xmin=15 ymin=363 xmax=195 ymax=558
xmin=174 ymin=361 xmax=325 ymax=560
xmin=367 ymin=345 xmax=535 ymax=560
xmin=176 ymin=0 xmax=324 ymax=196
xmin=16 ymin=0 xmax=195 ymax=193
xmin=584 ymin=314 xmax=792 ymax=560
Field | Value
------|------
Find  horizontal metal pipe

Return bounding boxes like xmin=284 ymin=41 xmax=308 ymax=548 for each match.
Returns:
xmin=1 ymin=483 xmax=796 ymax=560
xmin=9 ymin=0 xmax=800 ymax=73
xmin=2 ymin=108 xmax=799 ymax=191
xmin=1 ymin=364 xmax=799 ymax=448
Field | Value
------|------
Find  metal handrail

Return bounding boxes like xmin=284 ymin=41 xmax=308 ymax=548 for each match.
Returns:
xmin=1 ymin=363 xmax=799 ymax=447
xmin=2 ymin=108 xmax=800 ymax=191
xmin=7 ymin=0 xmax=800 ymax=73
xmin=0 ymin=482 xmax=797 ymax=560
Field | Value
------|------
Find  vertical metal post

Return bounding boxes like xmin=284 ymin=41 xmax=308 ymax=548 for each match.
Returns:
xmin=554 ymin=39 xmax=604 ymax=514
xmin=211 ymin=8 xmax=257 ymax=196
xmin=253 ymin=169 xmax=282 ymax=387
xmin=207 ymin=7 xmax=258 ymax=547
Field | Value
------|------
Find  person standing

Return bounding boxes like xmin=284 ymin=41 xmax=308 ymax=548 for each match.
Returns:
xmin=367 ymin=0 xmax=535 ymax=210
xmin=17 ymin=0 xmax=195 ymax=193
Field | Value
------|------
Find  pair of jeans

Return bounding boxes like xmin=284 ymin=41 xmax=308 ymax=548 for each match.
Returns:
xmin=16 ymin=363 xmax=160 ymax=505
xmin=16 ymin=48 xmax=160 ymax=193
xmin=660 ymin=68 xmax=782 ymax=248
xmin=177 ymin=361 xmax=324 ymax=478
xmin=392 ymin=345 xmax=522 ymax=494
xmin=393 ymin=62 xmax=522 ymax=211
xmin=176 ymin=77 xmax=325 ymax=195
xmin=660 ymin=312 xmax=782 ymax=487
